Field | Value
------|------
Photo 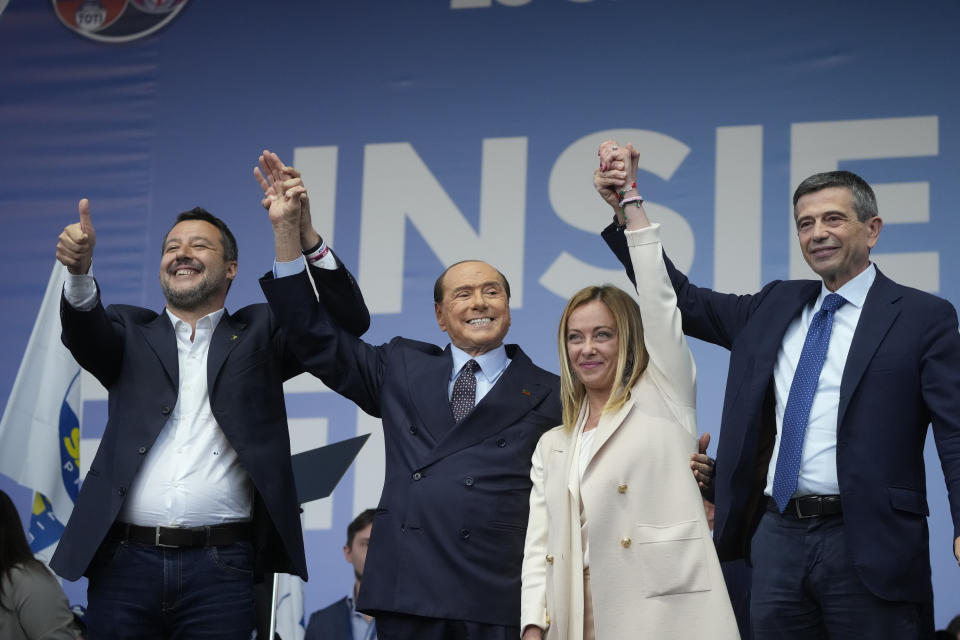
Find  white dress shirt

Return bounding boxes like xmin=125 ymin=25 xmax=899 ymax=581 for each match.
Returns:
xmin=764 ymin=264 xmax=876 ymax=497
xmin=447 ymin=343 xmax=511 ymax=403
xmin=64 ymin=267 xmax=253 ymax=526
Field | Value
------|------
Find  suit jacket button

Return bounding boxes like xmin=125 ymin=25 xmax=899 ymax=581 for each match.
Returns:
xmin=545 ymin=554 xmax=554 ymax=564
xmin=138 ymin=446 xmax=147 ymax=455
xmin=617 ymin=483 xmax=628 ymax=494
xmin=497 ymin=438 xmax=506 ymax=448
xmin=409 ymin=425 xmax=417 ymax=435
xmin=412 ymin=471 xmax=422 ymax=481
xmin=463 ymin=476 xmax=474 ymax=487
xmin=459 ymin=528 xmax=470 ymax=540
xmin=160 ymin=406 xmax=171 ymax=415
xmin=546 ymin=614 xmax=551 ymax=625
xmin=620 ymin=537 xmax=631 ymax=548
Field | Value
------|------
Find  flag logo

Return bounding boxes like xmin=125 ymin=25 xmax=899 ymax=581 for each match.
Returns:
xmin=53 ymin=0 xmax=189 ymax=43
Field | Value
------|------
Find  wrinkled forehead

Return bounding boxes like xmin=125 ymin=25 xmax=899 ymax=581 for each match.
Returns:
xmin=794 ymin=186 xmax=855 ymax=218
xmin=441 ymin=261 xmax=503 ymax=292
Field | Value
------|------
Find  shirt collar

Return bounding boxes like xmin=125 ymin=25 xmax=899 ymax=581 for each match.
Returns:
xmin=449 ymin=343 xmax=509 ymax=383
xmin=165 ymin=307 xmax=226 ymax=332
xmin=816 ymin=263 xmax=876 ymax=311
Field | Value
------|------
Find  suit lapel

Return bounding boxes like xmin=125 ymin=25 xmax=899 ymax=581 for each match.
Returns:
xmin=208 ymin=310 xmax=245 ymax=394
xmin=140 ymin=310 xmax=179 ymax=388
xmin=405 ymin=345 xmax=456 ymax=446
xmin=584 ymin=394 xmax=635 ymax=473
xmin=838 ymin=269 xmax=902 ymax=428
xmin=422 ymin=346 xmax=545 ymax=467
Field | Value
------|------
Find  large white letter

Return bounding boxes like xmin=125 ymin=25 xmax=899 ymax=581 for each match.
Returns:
xmin=790 ymin=116 xmax=939 ymax=291
xmin=715 ymin=125 xmax=763 ymax=294
xmin=292 ymin=146 xmax=339 ymax=247
xmin=359 ymin=138 xmax=527 ymax=313
xmin=540 ymin=129 xmax=693 ymax=300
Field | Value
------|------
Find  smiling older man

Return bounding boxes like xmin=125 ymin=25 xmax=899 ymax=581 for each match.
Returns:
xmin=256 ymin=147 xmax=562 ymax=640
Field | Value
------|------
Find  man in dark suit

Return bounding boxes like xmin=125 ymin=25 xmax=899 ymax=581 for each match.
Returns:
xmin=305 ymin=509 xmax=377 ymax=640
xmin=258 ymin=164 xmax=562 ymax=640
xmin=599 ymin=146 xmax=960 ymax=638
xmin=51 ymin=184 xmax=369 ymax=638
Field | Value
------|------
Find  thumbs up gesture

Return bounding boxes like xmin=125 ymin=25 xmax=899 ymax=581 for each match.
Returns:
xmin=56 ymin=199 xmax=97 ymax=275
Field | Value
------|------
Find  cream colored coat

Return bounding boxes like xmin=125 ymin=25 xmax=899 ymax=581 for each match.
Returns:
xmin=520 ymin=225 xmax=739 ymax=639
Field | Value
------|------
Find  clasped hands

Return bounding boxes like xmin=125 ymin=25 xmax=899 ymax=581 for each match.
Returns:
xmin=254 ymin=150 xmax=320 ymax=253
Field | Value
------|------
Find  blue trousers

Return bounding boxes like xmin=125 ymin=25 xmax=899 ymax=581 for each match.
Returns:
xmin=85 ymin=539 xmax=256 ymax=639
xmin=750 ymin=508 xmax=925 ymax=639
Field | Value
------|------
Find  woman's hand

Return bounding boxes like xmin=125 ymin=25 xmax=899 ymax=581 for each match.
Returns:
xmin=594 ymin=140 xmax=639 ymax=215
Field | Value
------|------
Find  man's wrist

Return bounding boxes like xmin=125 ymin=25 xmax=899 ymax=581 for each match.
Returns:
xmin=301 ymin=232 xmax=323 ymax=254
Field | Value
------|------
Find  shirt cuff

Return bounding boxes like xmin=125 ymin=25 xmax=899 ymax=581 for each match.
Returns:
xmin=63 ymin=265 xmax=98 ymax=311
xmin=304 ymin=241 xmax=338 ymax=271
xmin=624 ymin=222 xmax=661 ymax=247
xmin=273 ymin=257 xmax=306 ymax=279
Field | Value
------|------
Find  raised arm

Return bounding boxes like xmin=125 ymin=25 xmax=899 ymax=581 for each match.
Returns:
xmin=255 ymin=150 xmax=370 ymax=336
xmin=56 ymin=199 xmax=124 ymax=386
xmin=596 ymin=141 xmax=695 ymax=410
xmin=596 ymin=149 xmax=762 ymax=351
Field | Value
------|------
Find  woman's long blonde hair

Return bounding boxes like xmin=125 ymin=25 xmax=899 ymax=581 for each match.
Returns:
xmin=558 ymin=285 xmax=649 ymax=430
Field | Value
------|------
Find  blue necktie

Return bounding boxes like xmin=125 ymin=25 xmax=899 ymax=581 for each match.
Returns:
xmin=450 ymin=359 xmax=479 ymax=423
xmin=772 ymin=293 xmax=847 ymax=512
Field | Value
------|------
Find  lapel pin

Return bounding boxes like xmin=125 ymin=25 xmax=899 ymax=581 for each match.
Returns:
xmin=231 ymin=334 xmax=238 ymax=341
xmin=521 ymin=389 xmax=532 ymax=397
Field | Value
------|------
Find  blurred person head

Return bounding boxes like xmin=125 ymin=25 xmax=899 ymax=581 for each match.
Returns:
xmin=344 ymin=509 xmax=376 ymax=584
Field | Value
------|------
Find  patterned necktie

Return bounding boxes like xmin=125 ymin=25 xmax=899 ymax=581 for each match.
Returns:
xmin=772 ymin=293 xmax=848 ymax=512
xmin=450 ymin=359 xmax=480 ymax=423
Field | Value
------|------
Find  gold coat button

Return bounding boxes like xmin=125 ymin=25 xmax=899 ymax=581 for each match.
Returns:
xmin=545 ymin=554 xmax=554 ymax=564
xmin=620 ymin=537 xmax=632 ymax=548
xmin=546 ymin=614 xmax=551 ymax=625
xmin=617 ymin=483 xmax=628 ymax=493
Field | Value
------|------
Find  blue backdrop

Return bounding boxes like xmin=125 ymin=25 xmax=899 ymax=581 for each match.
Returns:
xmin=1 ymin=0 xmax=958 ymax=628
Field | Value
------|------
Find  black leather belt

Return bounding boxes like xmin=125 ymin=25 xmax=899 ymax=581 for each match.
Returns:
xmin=768 ymin=495 xmax=842 ymax=519
xmin=109 ymin=522 xmax=252 ymax=548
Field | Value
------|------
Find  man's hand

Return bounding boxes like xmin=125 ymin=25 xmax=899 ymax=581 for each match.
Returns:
xmin=691 ymin=432 xmax=716 ymax=502
xmin=954 ymin=535 xmax=959 ymax=567
xmin=255 ymin=151 xmax=320 ymax=251
xmin=56 ymin=199 xmax=96 ymax=275
xmin=255 ymin=150 xmax=305 ymax=228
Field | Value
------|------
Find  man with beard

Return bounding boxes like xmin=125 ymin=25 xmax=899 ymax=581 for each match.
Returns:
xmin=50 ymin=191 xmax=370 ymax=639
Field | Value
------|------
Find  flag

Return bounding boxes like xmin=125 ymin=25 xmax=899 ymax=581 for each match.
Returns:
xmin=0 ymin=262 xmax=81 ymax=562
xmin=273 ymin=573 xmax=305 ymax=640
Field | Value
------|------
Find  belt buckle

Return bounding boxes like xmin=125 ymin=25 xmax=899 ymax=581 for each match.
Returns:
xmin=794 ymin=496 xmax=821 ymax=519
xmin=155 ymin=526 xmax=179 ymax=548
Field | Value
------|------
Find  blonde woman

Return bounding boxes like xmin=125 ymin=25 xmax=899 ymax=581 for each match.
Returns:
xmin=519 ymin=141 xmax=738 ymax=639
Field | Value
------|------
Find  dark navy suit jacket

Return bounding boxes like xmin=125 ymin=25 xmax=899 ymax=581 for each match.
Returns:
xmin=305 ymin=596 xmax=352 ymax=640
xmin=50 ymin=258 xmax=369 ymax=582
xmin=603 ymin=222 xmax=960 ymax=604
xmin=261 ymin=269 xmax=561 ymax=627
